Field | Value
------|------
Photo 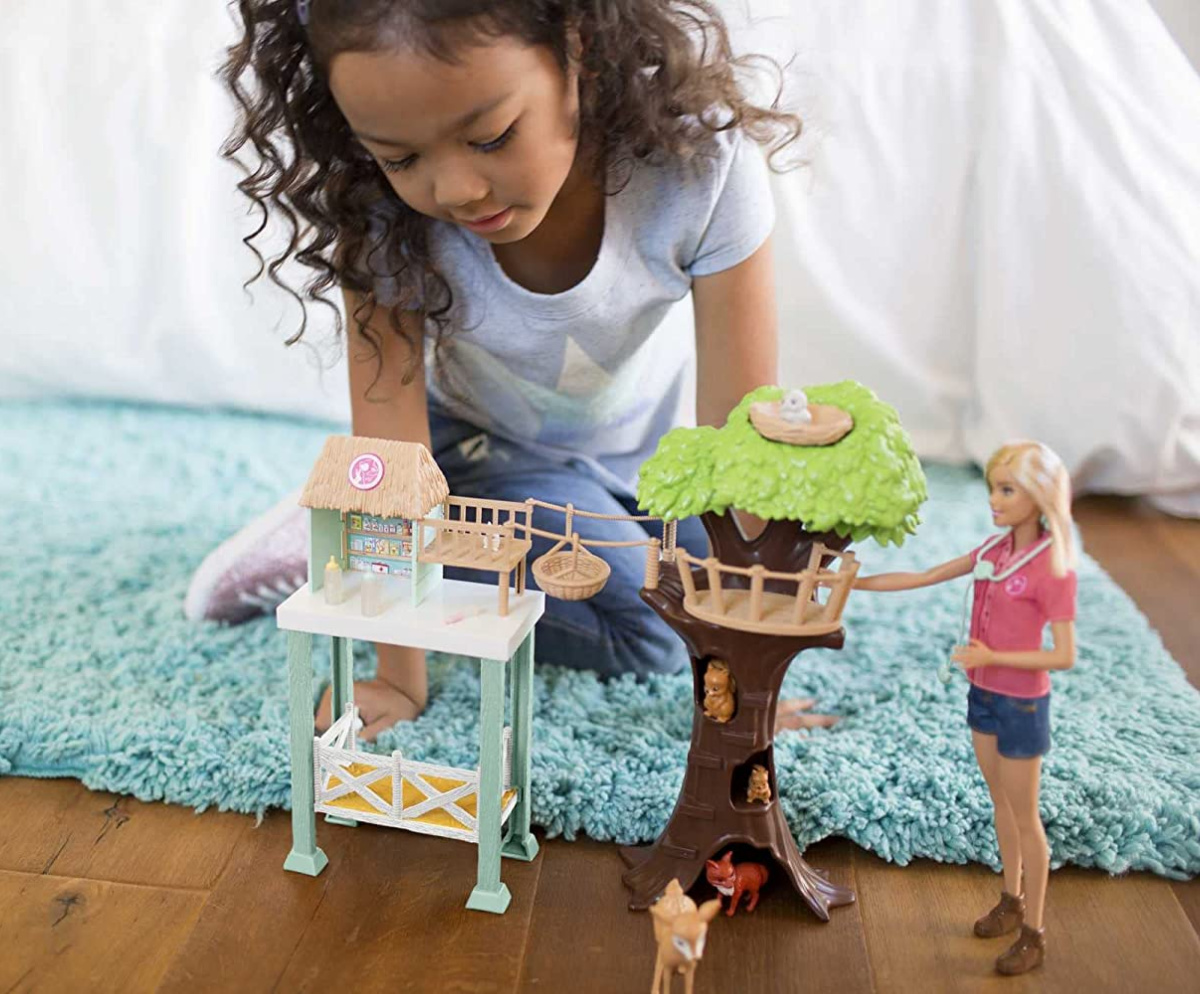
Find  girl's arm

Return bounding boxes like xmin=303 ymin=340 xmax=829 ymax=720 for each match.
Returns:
xmin=343 ymin=288 xmax=430 ymax=728
xmin=344 ymin=288 xmax=431 ymax=448
xmin=854 ymin=554 xmax=975 ymax=592
xmin=692 ymin=239 xmax=777 ymax=538
xmin=954 ymin=621 xmax=1076 ymax=672
xmin=691 ymin=238 xmax=778 ymax=429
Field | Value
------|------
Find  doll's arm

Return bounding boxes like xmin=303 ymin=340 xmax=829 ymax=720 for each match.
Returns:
xmin=854 ymin=554 xmax=974 ymax=592
xmin=961 ymin=620 xmax=1076 ymax=671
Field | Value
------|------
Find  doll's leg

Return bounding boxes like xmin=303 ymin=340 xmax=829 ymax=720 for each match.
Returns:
xmin=997 ymin=755 xmax=1047 ymax=928
xmin=972 ymin=731 xmax=1023 ymax=895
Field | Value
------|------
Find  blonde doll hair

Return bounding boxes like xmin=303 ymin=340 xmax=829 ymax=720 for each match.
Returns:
xmin=985 ymin=441 xmax=1078 ymax=577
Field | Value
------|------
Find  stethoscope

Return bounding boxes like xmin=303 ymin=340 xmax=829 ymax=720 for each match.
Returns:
xmin=939 ymin=532 xmax=1054 ymax=684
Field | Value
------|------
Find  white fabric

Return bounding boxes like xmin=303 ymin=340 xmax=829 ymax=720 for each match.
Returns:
xmin=1 ymin=1 xmax=1197 ymax=512
xmin=0 ymin=3 xmax=350 ymax=422
xmin=725 ymin=0 xmax=1200 ymax=513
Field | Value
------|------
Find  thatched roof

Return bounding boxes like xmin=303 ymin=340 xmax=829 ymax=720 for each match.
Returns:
xmin=299 ymin=436 xmax=449 ymax=519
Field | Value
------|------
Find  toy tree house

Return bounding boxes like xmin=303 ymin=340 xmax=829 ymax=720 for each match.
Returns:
xmin=624 ymin=383 xmax=927 ymax=919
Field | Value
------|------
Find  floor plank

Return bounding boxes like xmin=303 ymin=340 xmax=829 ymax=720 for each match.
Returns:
xmin=854 ymin=854 xmax=1200 ymax=994
xmin=0 ymin=868 xmax=205 ymax=994
xmin=0 ymin=777 xmax=248 ymax=890
xmin=1172 ymin=878 xmax=1200 ymax=939
xmin=519 ymin=836 xmax=874 ymax=993
xmin=195 ymin=812 xmax=544 ymax=993
xmin=518 ymin=837 xmax=655 ymax=993
xmin=1074 ymin=496 xmax=1200 ymax=687
xmin=157 ymin=812 xmax=350 ymax=993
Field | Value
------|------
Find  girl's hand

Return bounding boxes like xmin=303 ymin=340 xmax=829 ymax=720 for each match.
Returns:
xmin=952 ymin=639 xmax=994 ymax=670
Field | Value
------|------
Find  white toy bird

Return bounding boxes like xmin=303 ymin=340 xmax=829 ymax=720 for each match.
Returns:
xmin=779 ymin=389 xmax=812 ymax=424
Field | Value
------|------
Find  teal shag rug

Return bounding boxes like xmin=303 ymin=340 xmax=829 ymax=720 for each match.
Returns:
xmin=1 ymin=400 xmax=1198 ymax=880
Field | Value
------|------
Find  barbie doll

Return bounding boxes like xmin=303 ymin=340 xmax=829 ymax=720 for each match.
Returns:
xmin=856 ymin=441 xmax=1078 ymax=975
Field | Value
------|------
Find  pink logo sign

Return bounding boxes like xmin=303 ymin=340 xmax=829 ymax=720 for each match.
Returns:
xmin=1005 ymin=575 xmax=1028 ymax=597
xmin=348 ymin=453 xmax=385 ymax=491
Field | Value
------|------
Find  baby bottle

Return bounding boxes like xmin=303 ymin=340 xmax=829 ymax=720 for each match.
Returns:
xmin=323 ymin=555 xmax=344 ymax=606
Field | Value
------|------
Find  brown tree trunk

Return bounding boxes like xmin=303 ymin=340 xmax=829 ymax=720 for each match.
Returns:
xmin=697 ymin=510 xmax=853 ymax=573
xmin=620 ymin=513 xmax=856 ymax=920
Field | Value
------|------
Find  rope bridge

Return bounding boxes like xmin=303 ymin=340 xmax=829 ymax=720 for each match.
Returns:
xmin=417 ymin=495 xmax=859 ymax=635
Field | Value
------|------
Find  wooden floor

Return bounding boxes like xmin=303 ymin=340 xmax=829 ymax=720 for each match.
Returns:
xmin=1 ymin=495 xmax=1197 ymax=993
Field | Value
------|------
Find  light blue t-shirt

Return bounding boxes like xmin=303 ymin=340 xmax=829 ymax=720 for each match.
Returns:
xmin=376 ymin=127 xmax=775 ymax=494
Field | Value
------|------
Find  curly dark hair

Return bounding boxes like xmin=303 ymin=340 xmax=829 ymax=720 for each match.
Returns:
xmin=221 ymin=0 xmax=802 ymax=386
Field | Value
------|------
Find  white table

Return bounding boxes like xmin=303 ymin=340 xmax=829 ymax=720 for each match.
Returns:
xmin=276 ymin=577 xmax=544 ymax=913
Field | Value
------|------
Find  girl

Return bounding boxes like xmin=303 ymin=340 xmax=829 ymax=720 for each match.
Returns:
xmin=194 ymin=0 xmax=814 ymax=738
xmin=854 ymin=441 xmax=1078 ymax=976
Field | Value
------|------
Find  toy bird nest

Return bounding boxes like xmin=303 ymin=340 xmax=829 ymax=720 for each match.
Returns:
xmin=749 ymin=401 xmax=853 ymax=446
xmin=532 ymin=535 xmax=610 ymax=601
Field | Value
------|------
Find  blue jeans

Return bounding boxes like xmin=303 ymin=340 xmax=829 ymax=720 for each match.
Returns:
xmin=429 ymin=408 xmax=709 ymax=678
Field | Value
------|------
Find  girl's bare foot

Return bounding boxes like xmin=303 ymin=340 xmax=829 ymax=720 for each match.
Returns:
xmin=775 ymin=697 xmax=840 ymax=735
xmin=315 ymin=678 xmax=424 ymax=740
xmin=314 ymin=643 xmax=428 ymax=741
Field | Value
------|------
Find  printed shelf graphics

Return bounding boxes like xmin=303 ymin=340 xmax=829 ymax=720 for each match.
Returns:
xmin=348 ymin=513 xmax=413 ymax=538
xmin=348 ymin=555 xmax=413 ymax=577
xmin=348 ymin=534 xmax=413 ymax=559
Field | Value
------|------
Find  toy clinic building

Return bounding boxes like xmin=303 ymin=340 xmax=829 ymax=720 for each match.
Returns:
xmin=300 ymin=435 xmax=448 ymax=606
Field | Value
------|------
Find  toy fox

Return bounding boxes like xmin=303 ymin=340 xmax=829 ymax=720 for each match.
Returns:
xmin=650 ymin=879 xmax=721 ymax=994
xmin=705 ymin=851 xmax=769 ymax=916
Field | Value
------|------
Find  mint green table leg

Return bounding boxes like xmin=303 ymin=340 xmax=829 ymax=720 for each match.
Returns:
xmin=502 ymin=630 xmax=538 ymax=861
xmin=284 ymin=630 xmax=328 ymax=876
xmin=466 ymin=655 xmax=510 ymax=914
xmin=325 ymin=635 xmax=357 ymax=828
xmin=330 ymin=634 xmax=353 ymax=719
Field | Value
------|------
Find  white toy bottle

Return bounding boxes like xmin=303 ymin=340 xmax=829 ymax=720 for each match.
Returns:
xmin=361 ymin=571 xmax=384 ymax=616
xmin=323 ymin=555 xmax=344 ymax=606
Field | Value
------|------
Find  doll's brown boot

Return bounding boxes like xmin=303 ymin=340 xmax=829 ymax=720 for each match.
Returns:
xmin=973 ymin=891 xmax=1025 ymax=938
xmin=996 ymin=924 xmax=1046 ymax=975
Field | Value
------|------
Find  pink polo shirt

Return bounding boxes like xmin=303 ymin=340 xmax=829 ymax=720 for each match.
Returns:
xmin=967 ymin=531 xmax=1077 ymax=698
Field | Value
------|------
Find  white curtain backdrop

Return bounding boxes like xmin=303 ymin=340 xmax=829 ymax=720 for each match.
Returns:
xmin=1 ymin=1 xmax=1197 ymax=512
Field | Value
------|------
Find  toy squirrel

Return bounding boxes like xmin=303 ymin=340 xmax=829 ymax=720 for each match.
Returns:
xmin=702 ymin=659 xmax=736 ymax=723
xmin=705 ymin=851 xmax=769 ymax=916
xmin=746 ymin=765 xmax=771 ymax=804
xmin=650 ymin=879 xmax=721 ymax=994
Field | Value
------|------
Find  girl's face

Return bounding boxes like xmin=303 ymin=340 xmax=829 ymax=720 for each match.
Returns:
xmin=329 ymin=35 xmax=583 ymax=244
xmin=987 ymin=463 xmax=1038 ymax=529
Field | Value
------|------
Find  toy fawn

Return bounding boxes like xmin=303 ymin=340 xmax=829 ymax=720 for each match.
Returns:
xmin=650 ymin=879 xmax=721 ymax=994
xmin=705 ymin=851 xmax=769 ymax=916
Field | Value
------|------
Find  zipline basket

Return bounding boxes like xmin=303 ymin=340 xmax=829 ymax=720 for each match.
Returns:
xmin=532 ymin=534 xmax=610 ymax=601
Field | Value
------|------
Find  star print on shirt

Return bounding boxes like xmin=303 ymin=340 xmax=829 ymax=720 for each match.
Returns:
xmin=556 ymin=335 xmax=613 ymax=397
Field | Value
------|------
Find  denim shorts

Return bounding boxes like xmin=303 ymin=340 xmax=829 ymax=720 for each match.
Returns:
xmin=966 ymin=685 xmax=1051 ymax=759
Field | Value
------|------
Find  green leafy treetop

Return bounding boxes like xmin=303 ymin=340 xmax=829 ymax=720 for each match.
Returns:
xmin=638 ymin=382 xmax=927 ymax=547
